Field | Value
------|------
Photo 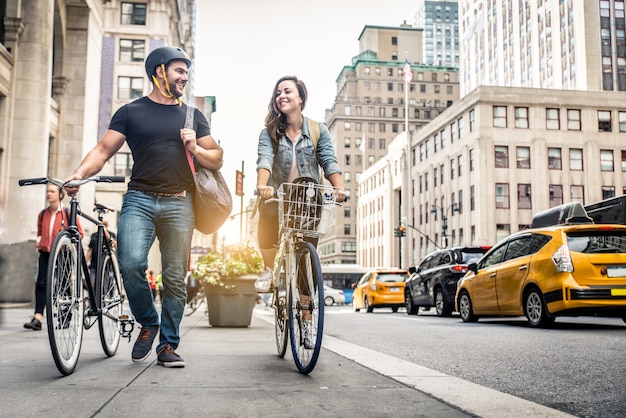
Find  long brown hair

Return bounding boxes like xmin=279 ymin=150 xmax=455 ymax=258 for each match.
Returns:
xmin=265 ymin=76 xmax=308 ymax=148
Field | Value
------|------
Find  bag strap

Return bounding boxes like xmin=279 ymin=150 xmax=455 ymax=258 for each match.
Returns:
xmin=184 ymin=105 xmax=196 ymax=174
xmin=306 ymin=117 xmax=320 ymax=150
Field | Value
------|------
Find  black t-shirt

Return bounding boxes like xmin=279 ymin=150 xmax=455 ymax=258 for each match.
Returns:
xmin=109 ymin=97 xmax=211 ymax=193
xmin=88 ymin=230 xmax=116 ymax=268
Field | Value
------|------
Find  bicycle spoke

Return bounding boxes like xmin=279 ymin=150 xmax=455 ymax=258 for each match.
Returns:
xmin=99 ymin=251 xmax=122 ymax=357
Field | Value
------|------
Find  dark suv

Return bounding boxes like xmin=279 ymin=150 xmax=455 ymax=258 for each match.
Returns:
xmin=405 ymin=246 xmax=490 ymax=316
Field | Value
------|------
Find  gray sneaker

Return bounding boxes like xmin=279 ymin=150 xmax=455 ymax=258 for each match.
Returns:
xmin=254 ymin=267 xmax=274 ymax=293
xmin=304 ymin=320 xmax=316 ymax=350
xmin=157 ymin=343 xmax=185 ymax=368
xmin=132 ymin=326 xmax=159 ymax=362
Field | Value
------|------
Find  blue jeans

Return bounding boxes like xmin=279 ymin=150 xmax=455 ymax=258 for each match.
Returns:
xmin=117 ymin=190 xmax=194 ymax=353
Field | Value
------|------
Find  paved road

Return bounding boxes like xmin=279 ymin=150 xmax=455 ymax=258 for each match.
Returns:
xmin=1 ymin=304 xmax=573 ymax=417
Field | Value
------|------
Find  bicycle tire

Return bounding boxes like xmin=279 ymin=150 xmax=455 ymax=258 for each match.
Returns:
xmin=288 ymin=241 xmax=324 ymax=374
xmin=184 ymin=292 xmax=205 ymax=316
xmin=274 ymin=257 xmax=288 ymax=358
xmin=98 ymin=250 xmax=122 ymax=357
xmin=46 ymin=231 xmax=84 ymax=376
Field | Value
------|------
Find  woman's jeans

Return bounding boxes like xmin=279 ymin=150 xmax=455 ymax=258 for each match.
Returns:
xmin=117 ymin=190 xmax=194 ymax=353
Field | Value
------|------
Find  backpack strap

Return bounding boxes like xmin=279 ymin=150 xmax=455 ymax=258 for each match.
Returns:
xmin=306 ymin=117 xmax=320 ymax=150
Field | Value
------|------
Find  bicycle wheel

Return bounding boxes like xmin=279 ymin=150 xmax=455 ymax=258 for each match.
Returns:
xmin=98 ymin=250 xmax=122 ymax=357
xmin=46 ymin=231 xmax=84 ymax=376
xmin=274 ymin=257 xmax=288 ymax=358
xmin=184 ymin=292 xmax=205 ymax=316
xmin=289 ymin=241 xmax=324 ymax=374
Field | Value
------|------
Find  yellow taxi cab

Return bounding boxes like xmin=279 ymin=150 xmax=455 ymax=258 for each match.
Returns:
xmin=352 ymin=269 xmax=409 ymax=313
xmin=455 ymin=203 xmax=626 ymax=327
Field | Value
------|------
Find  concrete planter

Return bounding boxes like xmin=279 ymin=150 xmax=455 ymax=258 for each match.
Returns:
xmin=203 ymin=274 xmax=257 ymax=327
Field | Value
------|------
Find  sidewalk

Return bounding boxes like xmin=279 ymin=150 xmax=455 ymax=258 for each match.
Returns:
xmin=0 ymin=304 xmax=471 ymax=418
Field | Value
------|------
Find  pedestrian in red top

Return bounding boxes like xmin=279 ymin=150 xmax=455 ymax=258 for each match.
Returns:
xmin=23 ymin=184 xmax=83 ymax=330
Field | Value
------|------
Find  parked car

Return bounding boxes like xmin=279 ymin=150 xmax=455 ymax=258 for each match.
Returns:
xmin=352 ymin=269 xmax=409 ymax=313
xmin=405 ymin=246 xmax=490 ymax=316
xmin=455 ymin=211 xmax=626 ymax=327
xmin=323 ymin=285 xmax=345 ymax=306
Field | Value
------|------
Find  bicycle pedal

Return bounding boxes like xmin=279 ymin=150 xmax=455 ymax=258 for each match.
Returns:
xmin=119 ymin=314 xmax=135 ymax=341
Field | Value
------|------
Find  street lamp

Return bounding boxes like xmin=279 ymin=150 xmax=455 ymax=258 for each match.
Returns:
xmin=430 ymin=203 xmax=459 ymax=248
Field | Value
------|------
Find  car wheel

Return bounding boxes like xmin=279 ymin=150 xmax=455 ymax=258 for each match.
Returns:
xmin=524 ymin=287 xmax=555 ymax=328
xmin=365 ymin=298 xmax=373 ymax=313
xmin=392 ymin=307 xmax=399 ymax=313
xmin=435 ymin=288 xmax=452 ymax=317
xmin=458 ymin=291 xmax=478 ymax=323
xmin=405 ymin=291 xmax=419 ymax=315
xmin=324 ymin=296 xmax=334 ymax=306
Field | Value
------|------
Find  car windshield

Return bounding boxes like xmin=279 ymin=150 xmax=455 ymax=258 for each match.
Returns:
xmin=567 ymin=231 xmax=626 ymax=254
xmin=460 ymin=251 xmax=486 ymax=264
xmin=376 ymin=273 xmax=406 ymax=283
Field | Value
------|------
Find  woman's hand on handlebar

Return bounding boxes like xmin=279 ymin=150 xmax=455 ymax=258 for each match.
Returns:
xmin=256 ymin=184 xmax=275 ymax=199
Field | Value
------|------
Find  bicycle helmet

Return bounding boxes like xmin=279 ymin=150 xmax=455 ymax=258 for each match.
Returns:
xmin=144 ymin=46 xmax=191 ymax=79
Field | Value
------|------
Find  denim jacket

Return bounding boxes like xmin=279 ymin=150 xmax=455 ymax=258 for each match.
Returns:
xmin=256 ymin=117 xmax=342 ymax=189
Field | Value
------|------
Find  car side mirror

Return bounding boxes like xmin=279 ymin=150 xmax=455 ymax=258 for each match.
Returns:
xmin=468 ymin=263 xmax=478 ymax=274
xmin=408 ymin=266 xmax=416 ymax=274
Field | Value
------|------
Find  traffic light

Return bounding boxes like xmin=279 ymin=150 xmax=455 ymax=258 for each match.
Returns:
xmin=398 ymin=225 xmax=406 ymax=237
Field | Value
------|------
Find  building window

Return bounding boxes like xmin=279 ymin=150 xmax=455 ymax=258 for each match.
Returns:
xmin=620 ymin=112 xmax=626 ymax=132
xmin=600 ymin=149 xmax=614 ymax=171
xmin=598 ymin=110 xmax=612 ymax=132
xmin=344 ymin=224 xmax=351 ymax=235
xmin=469 ymin=110 xmax=475 ymax=132
xmin=344 ymin=121 xmax=351 ymax=131
xmin=495 ymin=146 xmax=509 ymax=168
xmin=118 ymin=76 xmax=143 ymax=99
xmin=549 ymin=184 xmax=564 ymax=207
xmin=518 ymin=184 xmax=532 ymax=209
xmin=570 ymin=148 xmax=583 ymax=170
xmin=114 ymin=152 xmax=133 ymax=177
xmin=450 ymin=159 xmax=455 ymax=179
xmin=344 ymin=137 xmax=351 ymax=148
xmin=344 ymin=206 xmax=351 ymax=217
xmin=496 ymin=183 xmax=510 ymax=209
xmin=602 ymin=186 xmax=616 ymax=199
xmin=458 ymin=189 xmax=463 ymax=213
xmin=379 ymin=123 xmax=386 ymax=133
xmin=515 ymin=107 xmax=529 ymax=128
xmin=548 ymin=148 xmax=562 ymax=170
xmin=379 ymin=138 xmax=386 ymax=149
xmin=344 ymin=172 xmax=351 ymax=183
xmin=450 ymin=121 xmax=457 ymax=142
xmin=493 ymin=106 xmax=507 ymax=127
xmin=119 ymin=39 xmax=145 ymax=62
xmin=433 ymin=167 xmax=438 ymax=187
xmin=121 ymin=2 xmax=147 ymax=25
xmin=458 ymin=116 xmax=464 ymax=138
xmin=571 ymin=185 xmax=584 ymax=204
xmin=622 ymin=151 xmax=626 ymax=171
xmin=496 ymin=224 xmax=511 ymax=244
xmin=567 ymin=109 xmax=581 ymax=130
xmin=469 ymin=148 xmax=474 ymax=171
xmin=345 ymin=155 xmax=351 ymax=166
xmin=516 ymin=146 xmax=530 ymax=169
xmin=470 ymin=185 xmax=475 ymax=211
xmin=546 ymin=108 xmax=560 ymax=130
xmin=458 ymin=155 xmax=463 ymax=177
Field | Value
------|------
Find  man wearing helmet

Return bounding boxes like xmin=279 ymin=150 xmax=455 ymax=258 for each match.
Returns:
xmin=66 ymin=46 xmax=223 ymax=368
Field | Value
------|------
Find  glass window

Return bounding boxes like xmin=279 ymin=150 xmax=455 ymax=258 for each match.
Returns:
xmin=567 ymin=109 xmax=581 ymax=130
xmin=598 ymin=110 xmax=612 ymax=132
xmin=118 ymin=76 xmax=143 ymax=99
xmin=622 ymin=151 xmax=626 ymax=172
xmin=114 ymin=152 xmax=133 ymax=177
xmin=620 ymin=112 xmax=626 ymax=132
xmin=496 ymin=183 xmax=510 ymax=209
xmin=549 ymin=184 xmax=564 ymax=207
xmin=570 ymin=148 xmax=583 ymax=170
xmin=119 ymin=39 xmax=145 ymax=62
xmin=121 ymin=2 xmax=147 ymax=25
xmin=518 ymin=184 xmax=532 ymax=209
xmin=548 ymin=148 xmax=562 ymax=170
xmin=601 ymin=149 xmax=614 ymax=171
xmin=469 ymin=110 xmax=475 ymax=132
xmin=495 ymin=146 xmax=509 ymax=168
xmin=546 ymin=108 xmax=560 ymax=130
xmin=516 ymin=146 xmax=530 ymax=169
xmin=493 ymin=106 xmax=507 ymax=127
xmin=571 ymin=185 xmax=584 ymax=204
xmin=515 ymin=107 xmax=529 ymax=128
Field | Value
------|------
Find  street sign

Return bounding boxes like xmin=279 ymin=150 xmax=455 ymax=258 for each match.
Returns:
xmin=235 ymin=170 xmax=244 ymax=196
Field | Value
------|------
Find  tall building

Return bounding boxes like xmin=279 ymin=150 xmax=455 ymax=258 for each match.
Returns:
xmin=414 ymin=0 xmax=460 ymax=67
xmin=0 ymin=0 xmax=196 ymax=303
xmin=322 ymin=24 xmax=460 ymax=265
xmin=459 ymin=0 xmax=624 ymax=95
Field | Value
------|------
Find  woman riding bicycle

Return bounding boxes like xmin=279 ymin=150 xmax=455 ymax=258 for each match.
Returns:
xmin=255 ymin=75 xmax=346 ymax=293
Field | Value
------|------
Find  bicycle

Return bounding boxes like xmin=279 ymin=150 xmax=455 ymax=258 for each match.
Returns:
xmin=265 ymin=178 xmax=341 ymax=374
xmin=184 ymin=277 xmax=206 ymax=316
xmin=19 ymin=176 xmax=134 ymax=376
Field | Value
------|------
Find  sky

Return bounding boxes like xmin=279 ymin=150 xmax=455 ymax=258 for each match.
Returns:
xmin=194 ymin=0 xmax=418 ymax=242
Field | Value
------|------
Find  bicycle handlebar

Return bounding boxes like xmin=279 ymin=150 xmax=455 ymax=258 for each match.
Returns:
xmin=19 ymin=176 xmax=125 ymax=188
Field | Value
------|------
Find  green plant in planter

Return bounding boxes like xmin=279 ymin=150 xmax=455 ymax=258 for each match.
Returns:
xmin=193 ymin=244 xmax=263 ymax=290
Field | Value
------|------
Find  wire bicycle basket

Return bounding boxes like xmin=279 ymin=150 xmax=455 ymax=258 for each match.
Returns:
xmin=277 ymin=179 xmax=338 ymax=238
